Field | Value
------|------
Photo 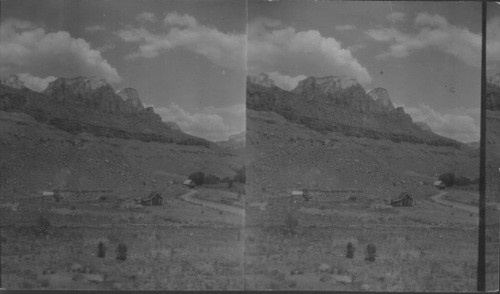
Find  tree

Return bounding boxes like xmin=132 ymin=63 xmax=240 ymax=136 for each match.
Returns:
xmin=438 ymin=172 xmax=455 ymax=187
xmin=285 ymin=211 xmax=299 ymax=236
xmin=188 ymin=171 xmax=205 ymax=186
xmin=346 ymin=241 xmax=355 ymax=258
xmin=455 ymin=176 xmax=471 ymax=186
xmin=97 ymin=241 xmax=106 ymax=258
xmin=116 ymin=243 xmax=128 ymax=261
xmin=36 ymin=215 xmax=50 ymax=236
xmin=365 ymin=243 xmax=377 ymax=262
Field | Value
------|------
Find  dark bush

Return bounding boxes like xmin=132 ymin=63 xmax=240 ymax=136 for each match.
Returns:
xmin=346 ymin=241 xmax=355 ymax=258
xmin=116 ymin=243 xmax=128 ymax=261
xmin=233 ymin=166 xmax=246 ymax=183
xmin=188 ymin=171 xmax=205 ymax=186
xmin=204 ymin=174 xmax=220 ymax=185
xmin=285 ymin=211 xmax=299 ymax=236
xmin=365 ymin=243 xmax=377 ymax=262
xmin=438 ymin=172 xmax=455 ymax=186
xmin=455 ymin=176 xmax=472 ymax=186
xmin=97 ymin=241 xmax=106 ymax=258
xmin=36 ymin=215 xmax=50 ymax=236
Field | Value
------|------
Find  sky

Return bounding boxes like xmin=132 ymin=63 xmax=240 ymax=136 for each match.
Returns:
xmin=0 ymin=0 xmax=247 ymax=142
xmin=248 ymin=1 xmax=500 ymax=143
xmin=1 ymin=1 xmax=500 ymax=143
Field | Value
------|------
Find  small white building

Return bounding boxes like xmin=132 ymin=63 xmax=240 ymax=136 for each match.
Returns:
xmin=291 ymin=190 xmax=304 ymax=196
xmin=42 ymin=191 xmax=54 ymax=196
xmin=183 ymin=179 xmax=195 ymax=188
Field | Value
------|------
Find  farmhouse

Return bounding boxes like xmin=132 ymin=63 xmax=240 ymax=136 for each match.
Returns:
xmin=183 ymin=179 xmax=195 ymax=188
xmin=390 ymin=192 xmax=414 ymax=207
xmin=140 ymin=192 xmax=163 ymax=206
xmin=433 ymin=180 xmax=446 ymax=189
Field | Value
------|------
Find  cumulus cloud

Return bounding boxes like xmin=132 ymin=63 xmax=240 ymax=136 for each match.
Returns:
xmin=487 ymin=16 xmax=500 ymax=69
xmin=152 ymin=103 xmax=245 ymax=141
xmin=136 ymin=12 xmax=157 ymax=23
xmin=0 ymin=18 xmax=122 ymax=83
xmin=335 ymin=24 xmax=356 ymax=31
xmin=17 ymin=73 xmax=57 ymax=92
xmin=116 ymin=12 xmax=246 ymax=71
xmin=404 ymin=103 xmax=480 ymax=143
xmin=366 ymin=12 xmax=496 ymax=67
xmin=247 ymin=18 xmax=372 ymax=84
xmin=266 ymin=72 xmax=307 ymax=91
xmin=387 ymin=12 xmax=406 ymax=23
xmin=85 ymin=25 xmax=105 ymax=32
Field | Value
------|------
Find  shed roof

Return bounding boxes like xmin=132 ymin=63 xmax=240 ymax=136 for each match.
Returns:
xmin=141 ymin=191 xmax=162 ymax=201
xmin=433 ymin=180 xmax=443 ymax=186
xmin=183 ymin=179 xmax=193 ymax=185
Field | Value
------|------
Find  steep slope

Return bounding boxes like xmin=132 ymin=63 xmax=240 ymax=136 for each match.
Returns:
xmin=246 ymin=74 xmax=478 ymax=195
xmin=247 ymin=74 xmax=462 ymax=149
xmin=0 ymin=75 xmax=244 ymax=195
xmin=1 ymin=76 xmax=210 ymax=147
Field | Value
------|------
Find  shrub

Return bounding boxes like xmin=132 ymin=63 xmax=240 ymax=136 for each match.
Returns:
xmin=116 ymin=243 xmax=128 ymax=261
xmin=455 ymin=176 xmax=472 ymax=186
xmin=97 ymin=241 xmax=106 ymax=258
xmin=204 ymin=174 xmax=220 ymax=185
xmin=233 ymin=166 xmax=246 ymax=184
xmin=438 ymin=172 xmax=455 ymax=187
xmin=365 ymin=243 xmax=377 ymax=262
xmin=285 ymin=211 xmax=299 ymax=236
xmin=36 ymin=215 xmax=50 ymax=236
xmin=188 ymin=171 xmax=205 ymax=186
xmin=346 ymin=241 xmax=355 ymax=258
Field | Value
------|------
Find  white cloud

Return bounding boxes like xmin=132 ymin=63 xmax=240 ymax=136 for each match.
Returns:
xmin=266 ymin=72 xmax=307 ymax=91
xmin=387 ymin=12 xmax=406 ymax=23
xmin=366 ymin=12 xmax=495 ymax=68
xmin=335 ymin=24 xmax=356 ymax=31
xmin=152 ymin=103 xmax=244 ymax=141
xmin=487 ymin=16 xmax=500 ymax=69
xmin=117 ymin=12 xmax=246 ymax=71
xmin=404 ymin=103 xmax=480 ymax=143
xmin=17 ymin=73 xmax=56 ymax=92
xmin=85 ymin=25 xmax=105 ymax=32
xmin=136 ymin=12 xmax=157 ymax=23
xmin=0 ymin=18 xmax=122 ymax=83
xmin=247 ymin=18 xmax=372 ymax=84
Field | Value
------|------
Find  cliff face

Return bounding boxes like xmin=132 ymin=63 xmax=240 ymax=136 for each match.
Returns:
xmin=247 ymin=74 xmax=461 ymax=149
xmin=1 ymin=75 xmax=211 ymax=148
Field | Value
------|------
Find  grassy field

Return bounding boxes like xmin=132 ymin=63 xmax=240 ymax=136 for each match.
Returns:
xmin=244 ymin=187 xmax=478 ymax=291
xmin=1 ymin=186 xmax=244 ymax=290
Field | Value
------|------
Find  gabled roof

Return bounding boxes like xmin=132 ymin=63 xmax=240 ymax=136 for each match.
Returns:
xmin=141 ymin=191 xmax=162 ymax=201
xmin=391 ymin=192 xmax=413 ymax=201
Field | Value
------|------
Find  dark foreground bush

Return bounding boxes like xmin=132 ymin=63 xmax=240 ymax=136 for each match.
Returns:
xmin=365 ymin=243 xmax=377 ymax=262
xmin=116 ymin=243 xmax=128 ymax=261
xmin=36 ymin=215 xmax=50 ymax=236
xmin=97 ymin=241 xmax=106 ymax=258
xmin=285 ymin=211 xmax=299 ymax=236
xmin=346 ymin=241 xmax=355 ymax=258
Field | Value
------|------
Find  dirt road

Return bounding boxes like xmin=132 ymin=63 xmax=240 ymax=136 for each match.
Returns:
xmin=431 ymin=191 xmax=479 ymax=214
xmin=181 ymin=189 xmax=245 ymax=216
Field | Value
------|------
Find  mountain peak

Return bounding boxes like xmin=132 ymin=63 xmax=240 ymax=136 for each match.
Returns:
xmin=367 ymin=87 xmax=395 ymax=110
xmin=0 ymin=74 xmax=26 ymax=89
xmin=117 ymin=88 xmax=144 ymax=111
xmin=247 ymin=73 xmax=276 ymax=88
xmin=292 ymin=75 xmax=360 ymax=99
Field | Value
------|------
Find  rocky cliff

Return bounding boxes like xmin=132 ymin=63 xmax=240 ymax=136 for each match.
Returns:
xmin=1 ymin=75 xmax=210 ymax=148
xmin=247 ymin=74 xmax=461 ymax=149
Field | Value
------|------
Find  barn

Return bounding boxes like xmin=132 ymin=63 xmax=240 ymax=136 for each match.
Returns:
xmin=433 ymin=180 xmax=446 ymax=189
xmin=140 ymin=192 xmax=163 ymax=206
xmin=390 ymin=192 xmax=414 ymax=207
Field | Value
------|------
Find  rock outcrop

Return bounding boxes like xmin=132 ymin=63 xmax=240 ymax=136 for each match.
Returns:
xmin=0 ymin=75 xmax=26 ymax=89
xmin=1 ymin=75 xmax=211 ymax=148
xmin=247 ymin=73 xmax=461 ymax=149
xmin=487 ymin=73 xmax=500 ymax=111
xmin=247 ymin=73 xmax=276 ymax=88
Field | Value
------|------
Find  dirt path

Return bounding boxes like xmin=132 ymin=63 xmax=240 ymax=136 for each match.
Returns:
xmin=181 ymin=189 xmax=245 ymax=217
xmin=431 ymin=191 xmax=479 ymax=214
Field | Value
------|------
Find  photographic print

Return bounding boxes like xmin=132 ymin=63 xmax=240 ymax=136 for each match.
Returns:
xmin=0 ymin=0 xmax=246 ymax=290
xmin=245 ymin=1 xmax=483 ymax=291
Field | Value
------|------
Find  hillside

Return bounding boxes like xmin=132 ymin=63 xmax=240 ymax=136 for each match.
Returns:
xmin=247 ymin=74 xmax=462 ymax=149
xmin=246 ymin=73 xmax=479 ymax=195
xmin=0 ymin=75 xmax=244 ymax=195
